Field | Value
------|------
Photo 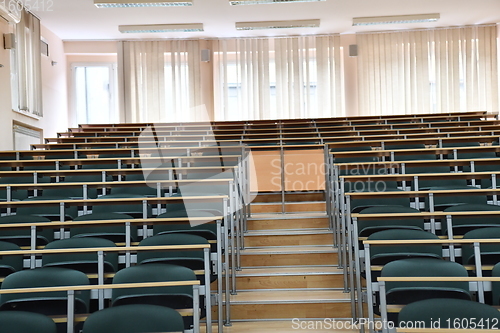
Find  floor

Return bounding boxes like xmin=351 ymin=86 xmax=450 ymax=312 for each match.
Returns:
xmin=202 ymin=320 xmax=359 ymax=333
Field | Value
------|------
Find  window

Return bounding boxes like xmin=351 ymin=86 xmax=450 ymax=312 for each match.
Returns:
xmin=11 ymin=9 xmax=42 ymax=117
xmin=73 ymin=63 xmax=118 ymax=124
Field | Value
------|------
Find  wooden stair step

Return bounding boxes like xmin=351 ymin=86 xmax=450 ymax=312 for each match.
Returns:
xmin=229 ymin=290 xmax=351 ymax=320
xmin=250 ymin=201 xmax=326 ymax=213
xmin=244 ymin=229 xmax=333 ymax=247
xmin=247 ymin=216 xmax=330 ymax=230
xmin=201 ymin=320 xmax=357 ymax=333
xmin=236 ymin=266 xmax=344 ymax=290
xmin=240 ymin=246 xmax=338 ymax=267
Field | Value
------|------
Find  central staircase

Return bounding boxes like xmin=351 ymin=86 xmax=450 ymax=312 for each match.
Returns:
xmin=218 ymin=192 xmax=352 ymax=332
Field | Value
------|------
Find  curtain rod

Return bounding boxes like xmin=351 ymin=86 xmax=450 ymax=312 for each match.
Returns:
xmin=112 ymin=33 xmax=341 ymax=43
xmin=356 ymin=23 xmax=498 ymax=35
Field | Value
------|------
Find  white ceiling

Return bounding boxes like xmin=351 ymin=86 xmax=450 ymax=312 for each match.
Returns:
xmin=32 ymin=0 xmax=500 ymax=41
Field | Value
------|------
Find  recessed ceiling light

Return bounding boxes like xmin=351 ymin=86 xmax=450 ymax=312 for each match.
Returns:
xmin=230 ymin=0 xmax=325 ymax=5
xmin=353 ymin=13 xmax=440 ymax=26
xmin=95 ymin=0 xmax=192 ymax=8
xmin=119 ymin=23 xmax=203 ymax=33
xmin=235 ymin=19 xmax=320 ymax=30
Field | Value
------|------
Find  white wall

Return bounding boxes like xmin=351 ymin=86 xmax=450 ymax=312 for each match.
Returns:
xmin=0 ymin=18 xmax=68 ymax=151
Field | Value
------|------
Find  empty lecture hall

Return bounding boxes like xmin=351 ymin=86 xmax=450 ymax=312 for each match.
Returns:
xmin=0 ymin=0 xmax=500 ymax=332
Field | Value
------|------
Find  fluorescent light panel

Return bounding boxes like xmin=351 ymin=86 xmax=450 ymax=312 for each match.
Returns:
xmin=353 ymin=13 xmax=440 ymax=26
xmin=230 ymin=0 xmax=325 ymax=5
xmin=236 ymin=19 xmax=320 ymax=30
xmin=95 ymin=0 xmax=192 ymax=8
xmin=119 ymin=23 xmax=203 ymax=33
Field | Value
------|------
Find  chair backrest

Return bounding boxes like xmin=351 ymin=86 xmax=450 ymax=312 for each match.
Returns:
xmin=111 ymin=263 xmax=195 ymax=308
xmin=0 ymin=267 xmax=90 ymax=315
xmin=398 ymin=298 xmax=500 ymax=328
xmin=154 ymin=210 xmax=217 ymax=238
xmin=349 ymin=186 xmax=411 ymax=213
xmin=0 ymin=311 xmax=57 ymax=333
xmin=72 ymin=212 xmax=137 ymax=242
xmin=16 ymin=197 xmax=78 ymax=221
xmin=137 ymin=234 xmax=207 ymax=270
xmin=368 ymin=229 xmax=442 ymax=265
xmin=91 ymin=194 xmax=152 ymax=218
xmin=0 ymin=214 xmax=53 ymax=247
xmin=81 ymin=304 xmax=184 ymax=333
xmin=424 ymin=187 xmax=487 ymax=211
xmin=382 ymin=258 xmax=470 ymax=305
xmin=357 ymin=206 xmax=424 ymax=237
xmin=0 ymin=241 xmax=23 ymax=278
xmin=491 ymin=262 xmax=500 ymax=305
xmin=461 ymin=227 xmax=500 ymax=265
xmin=442 ymin=203 xmax=500 ymax=235
xmin=42 ymin=237 xmax=118 ymax=273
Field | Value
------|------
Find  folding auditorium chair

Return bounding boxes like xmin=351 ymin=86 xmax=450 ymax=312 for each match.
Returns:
xmin=366 ymin=229 xmax=442 ymax=267
xmin=357 ymin=205 xmax=424 ymax=238
xmin=0 ymin=267 xmax=90 ymax=333
xmin=109 ymin=173 xmax=159 ymax=197
xmin=0 ymin=214 xmax=53 ymax=247
xmin=43 ymin=174 xmax=113 ymax=199
xmin=461 ymin=227 xmax=500 ymax=266
xmin=0 ymin=311 xmax=57 ymax=333
xmin=398 ymin=298 xmax=500 ymax=329
xmin=0 ymin=241 xmax=23 ymax=284
xmin=81 ymin=304 xmax=184 ymax=333
xmin=111 ymin=263 xmax=200 ymax=330
xmin=380 ymin=258 xmax=471 ymax=322
xmin=90 ymin=194 xmax=153 ymax=218
xmin=442 ymin=203 xmax=500 ymax=236
xmin=42 ymin=237 xmax=118 ymax=278
xmin=155 ymin=210 xmax=218 ymax=251
xmin=137 ymin=233 xmax=216 ymax=283
xmin=16 ymin=197 xmax=79 ymax=221
xmin=71 ymin=212 xmax=137 ymax=243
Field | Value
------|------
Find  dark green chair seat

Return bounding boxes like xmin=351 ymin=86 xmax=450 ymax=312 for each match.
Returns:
xmin=72 ymin=212 xmax=137 ymax=243
xmin=0 ymin=214 xmax=53 ymax=247
xmin=461 ymin=227 xmax=500 ymax=266
xmin=368 ymin=229 xmax=442 ymax=266
xmin=138 ymin=233 xmax=215 ymax=282
xmin=81 ymin=304 xmax=184 ymax=333
xmin=357 ymin=206 xmax=424 ymax=238
xmin=382 ymin=258 xmax=470 ymax=303
xmin=0 ymin=241 xmax=23 ymax=281
xmin=442 ymin=204 xmax=500 ymax=236
xmin=398 ymin=298 xmax=500 ymax=328
xmin=382 ymin=258 xmax=471 ymax=322
xmin=16 ymin=197 xmax=78 ymax=221
xmin=91 ymin=194 xmax=152 ymax=218
xmin=155 ymin=210 xmax=217 ymax=241
xmin=42 ymin=237 xmax=118 ymax=274
xmin=0 ymin=267 xmax=90 ymax=316
xmin=424 ymin=186 xmax=486 ymax=211
xmin=0 ymin=311 xmax=57 ymax=333
xmin=111 ymin=263 xmax=199 ymax=329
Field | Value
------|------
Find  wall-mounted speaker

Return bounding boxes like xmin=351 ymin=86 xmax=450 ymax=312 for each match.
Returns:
xmin=3 ymin=33 xmax=15 ymax=49
xmin=201 ymin=49 xmax=211 ymax=62
xmin=349 ymin=44 xmax=358 ymax=57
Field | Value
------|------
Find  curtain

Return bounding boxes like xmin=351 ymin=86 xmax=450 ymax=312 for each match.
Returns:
xmin=213 ymin=35 xmax=343 ymax=121
xmin=13 ymin=10 xmax=42 ymax=116
xmin=357 ymin=25 xmax=498 ymax=115
xmin=119 ymin=40 xmax=203 ymax=123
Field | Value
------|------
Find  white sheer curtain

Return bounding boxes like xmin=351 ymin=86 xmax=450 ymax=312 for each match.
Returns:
xmin=12 ymin=10 xmax=42 ymax=117
xmin=357 ymin=25 xmax=498 ymax=115
xmin=119 ymin=40 xmax=203 ymax=123
xmin=213 ymin=35 xmax=343 ymax=121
